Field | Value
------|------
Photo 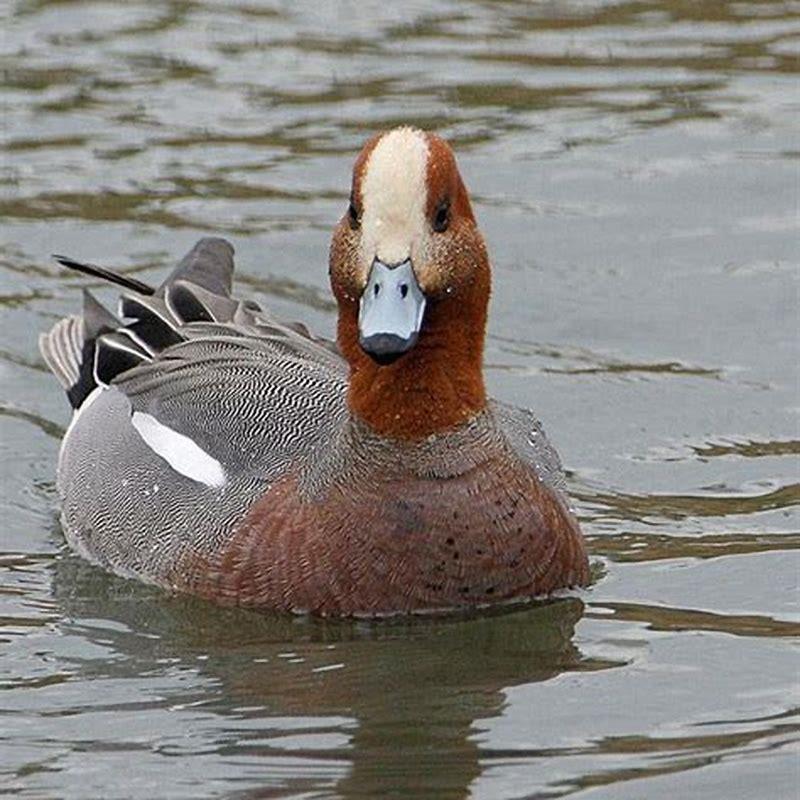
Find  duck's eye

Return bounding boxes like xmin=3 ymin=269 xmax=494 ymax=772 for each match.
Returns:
xmin=433 ymin=200 xmax=450 ymax=233
xmin=348 ymin=198 xmax=360 ymax=229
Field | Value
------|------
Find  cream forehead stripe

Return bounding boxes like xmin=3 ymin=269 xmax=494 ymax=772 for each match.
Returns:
xmin=360 ymin=128 xmax=429 ymax=268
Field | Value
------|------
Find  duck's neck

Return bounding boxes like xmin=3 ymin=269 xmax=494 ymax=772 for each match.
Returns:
xmin=337 ymin=271 xmax=489 ymax=441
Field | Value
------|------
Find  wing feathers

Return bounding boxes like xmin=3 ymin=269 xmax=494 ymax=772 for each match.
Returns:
xmin=42 ymin=237 xmax=342 ymax=412
xmin=39 ymin=315 xmax=84 ymax=390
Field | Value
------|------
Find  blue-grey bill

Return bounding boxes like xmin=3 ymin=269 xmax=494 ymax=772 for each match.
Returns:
xmin=358 ymin=259 xmax=426 ymax=364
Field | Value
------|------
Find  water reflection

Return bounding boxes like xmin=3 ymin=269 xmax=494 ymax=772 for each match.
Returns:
xmin=586 ymin=601 xmax=800 ymax=638
xmin=51 ymin=556 xmax=613 ymax=799
xmin=574 ymin=480 xmax=800 ymax=523
xmin=588 ymin=530 xmax=800 ymax=563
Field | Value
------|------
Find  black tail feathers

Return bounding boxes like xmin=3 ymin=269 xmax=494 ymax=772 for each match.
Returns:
xmin=43 ymin=238 xmax=237 ymax=409
xmin=52 ymin=255 xmax=156 ymax=296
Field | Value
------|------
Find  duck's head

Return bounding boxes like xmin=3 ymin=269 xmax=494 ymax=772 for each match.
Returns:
xmin=330 ymin=127 xmax=489 ymax=367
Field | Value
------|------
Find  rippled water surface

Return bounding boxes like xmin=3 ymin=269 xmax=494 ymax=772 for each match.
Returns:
xmin=2 ymin=1 xmax=799 ymax=798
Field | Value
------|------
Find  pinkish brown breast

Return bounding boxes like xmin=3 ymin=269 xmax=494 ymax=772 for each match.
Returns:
xmin=172 ymin=449 xmax=590 ymax=617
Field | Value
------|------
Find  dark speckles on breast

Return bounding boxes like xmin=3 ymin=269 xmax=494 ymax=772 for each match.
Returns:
xmin=191 ymin=445 xmax=589 ymax=615
xmin=390 ymin=497 xmax=425 ymax=535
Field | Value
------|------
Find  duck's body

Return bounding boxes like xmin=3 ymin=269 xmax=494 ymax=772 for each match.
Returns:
xmin=42 ymin=128 xmax=589 ymax=616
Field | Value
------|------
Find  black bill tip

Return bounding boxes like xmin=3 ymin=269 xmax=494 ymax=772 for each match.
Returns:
xmin=359 ymin=332 xmax=418 ymax=365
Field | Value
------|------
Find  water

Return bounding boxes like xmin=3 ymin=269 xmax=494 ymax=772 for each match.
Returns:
xmin=1 ymin=1 xmax=798 ymax=797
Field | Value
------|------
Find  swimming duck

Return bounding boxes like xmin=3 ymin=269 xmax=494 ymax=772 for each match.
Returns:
xmin=40 ymin=127 xmax=589 ymax=616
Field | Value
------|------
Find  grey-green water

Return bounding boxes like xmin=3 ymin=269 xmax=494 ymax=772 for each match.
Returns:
xmin=1 ymin=1 xmax=798 ymax=798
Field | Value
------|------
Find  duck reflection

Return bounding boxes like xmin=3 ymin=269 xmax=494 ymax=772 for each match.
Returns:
xmin=51 ymin=554 xmax=588 ymax=799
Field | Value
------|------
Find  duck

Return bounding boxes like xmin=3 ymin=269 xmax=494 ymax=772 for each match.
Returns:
xmin=40 ymin=126 xmax=590 ymax=617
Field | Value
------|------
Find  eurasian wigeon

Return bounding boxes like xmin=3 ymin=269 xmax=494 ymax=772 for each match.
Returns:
xmin=40 ymin=127 xmax=589 ymax=616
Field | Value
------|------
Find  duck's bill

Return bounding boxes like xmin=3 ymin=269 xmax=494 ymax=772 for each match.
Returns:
xmin=358 ymin=259 xmax=426 ymax=365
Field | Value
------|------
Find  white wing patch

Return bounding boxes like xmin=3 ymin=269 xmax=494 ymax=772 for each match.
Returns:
xmin=131 ymin=412 xmax=226 ymax=488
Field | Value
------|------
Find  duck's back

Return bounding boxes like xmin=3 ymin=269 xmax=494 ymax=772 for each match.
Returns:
xmin=47 ymin=239 xmax=348 ymax=584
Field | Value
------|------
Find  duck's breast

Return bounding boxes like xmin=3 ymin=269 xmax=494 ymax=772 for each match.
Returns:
xmin=172 ymin=444 xmax=588 ymax=616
